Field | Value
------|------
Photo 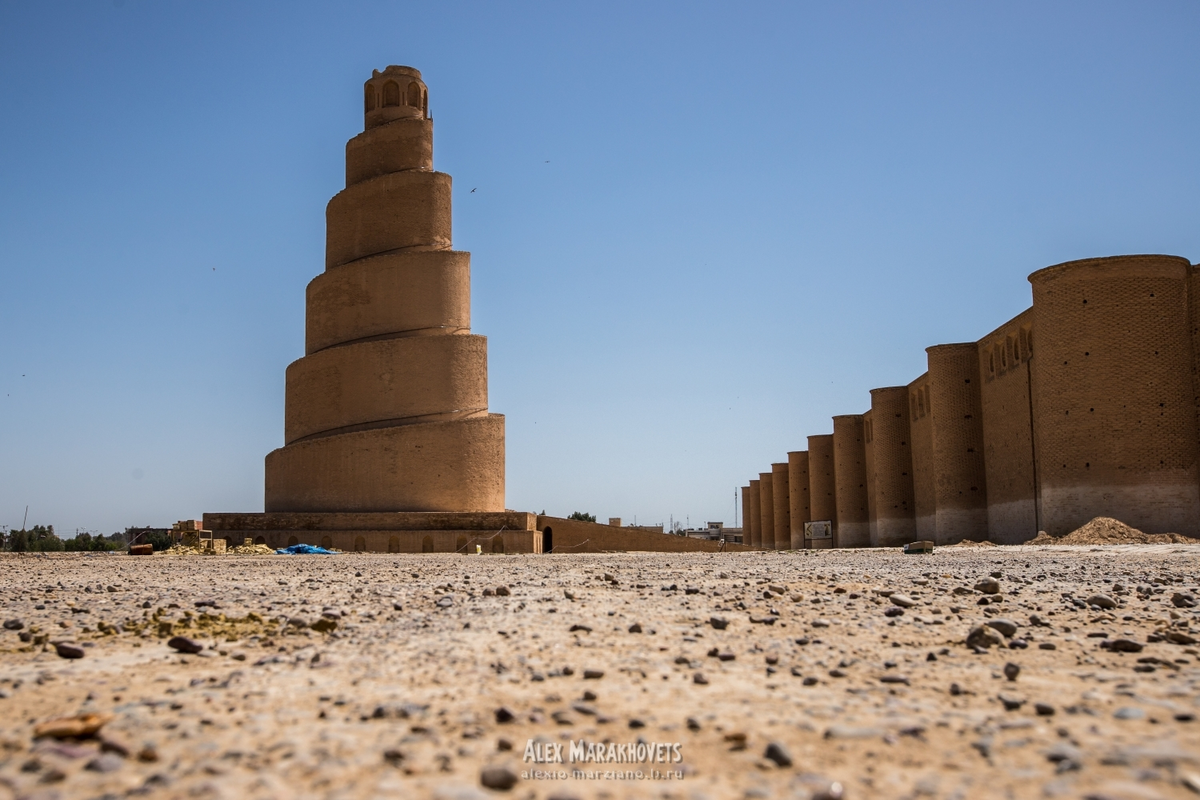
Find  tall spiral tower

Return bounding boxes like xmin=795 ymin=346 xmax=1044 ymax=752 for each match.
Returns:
xmin=205 ymin=67 xmax=540 ymax=554
xmin=264 ymin=66 xmax=504 ymax=514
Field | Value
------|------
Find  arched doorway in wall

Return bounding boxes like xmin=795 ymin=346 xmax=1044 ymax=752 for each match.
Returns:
xmin=456 ymin=536 xmax=468 ymax=553
xmin=421 ymin=535 xmax=434 ymax=553
xmin=287 ymin=536 xmax=298 ymax=546
xmin=388 ymin=536 xmax=399 ymax=553
xmin=543 ymin=527 xmax=553 ymax=553
xmin=320 ymin=535 xmax=332 ymax=549
xmin=354 ymin=536 xmax=366 ymax=552
xmin=254 ymin=536 xmax=266 ymax=545
xmin=492 ymin=536 xmax=504 ymax=554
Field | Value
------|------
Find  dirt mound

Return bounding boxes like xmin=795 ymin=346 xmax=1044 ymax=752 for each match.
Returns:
xmin=1029 ymin=517 xmax=1197 ymax=545
xmin=948 ymin=539 xmax=996 ymax=548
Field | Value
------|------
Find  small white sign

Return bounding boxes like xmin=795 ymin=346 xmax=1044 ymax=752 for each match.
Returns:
xmin=805 ymin=521 xmax=832 ymax=540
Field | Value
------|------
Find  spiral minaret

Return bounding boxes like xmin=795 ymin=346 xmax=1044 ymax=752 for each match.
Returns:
xmin=264 ymin=66 xmax=504 ymax=514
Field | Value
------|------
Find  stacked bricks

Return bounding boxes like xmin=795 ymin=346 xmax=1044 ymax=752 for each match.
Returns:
xmin=1030 ymin=255 xmax=1199 ymax=536
xmin=758 ymin=473 xmax=775 ymax=550
xmin=832 ymin=415 xmax=870 ymax=548
xmin=771 ymin=462 xmax=790 ymax=551
xmin=927 ymin=344 xmax=989 ymax=544
xmin=868 ymin=386 xmax=916 ymax=546
xmin=748 ymin=479 xmax=761 ymax=548
xmin=787 ymin=451 xmax=809 ymax=549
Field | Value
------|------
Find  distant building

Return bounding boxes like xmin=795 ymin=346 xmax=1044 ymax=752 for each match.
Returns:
xmin=684 ymin=521 xmax=742 ymax=544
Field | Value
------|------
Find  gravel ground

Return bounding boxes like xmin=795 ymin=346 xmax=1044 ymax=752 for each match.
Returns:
xmin=1 ymin=546 xmax=1198 ymax=800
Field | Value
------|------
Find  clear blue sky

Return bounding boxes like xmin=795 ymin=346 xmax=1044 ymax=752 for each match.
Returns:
xmin=2 ymin=1 xmax=1198 ymax=536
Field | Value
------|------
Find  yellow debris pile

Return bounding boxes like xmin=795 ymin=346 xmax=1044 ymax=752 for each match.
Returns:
xmin=228 ymin=542 xmax=277 ymax=555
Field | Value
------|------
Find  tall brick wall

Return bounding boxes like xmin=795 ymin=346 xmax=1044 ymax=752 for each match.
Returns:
xmin=748 ymin=479 xmax=761 ymax=548
xmin=787 ymin=451 xmax=810 ymax=549
xmin=832 ymin=415 xmax=870 ymax=547
xmin=1189 ymin=264 xmax=1200 ymax=455
xmin=927 ymin=344 xmax=989 ymax=544
xmin=863 ymin=409 xmax=877 ymax=545
xmin=868 ymin=386 xmax=917 ymax=546
xmin=538 ymin=516 xmax=751 ymax=554
xmin=771 ymin=463 xmax=791 ymax=551
xmin=978 ymin=309 xmax=1039 ymax=543
xmin=1029 ymin=255 xmax=1200 ymax=536
xmin=908 ymin=373 xmax=936 ymax=541
xmin=758 ymin=472 xmax=775 ymax=550
xmin=741 ymin=485 xmax=751 ymax=542
xmin=808 ymin=435 xmax=837 ymax=534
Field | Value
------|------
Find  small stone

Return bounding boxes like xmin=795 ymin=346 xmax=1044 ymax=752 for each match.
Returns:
xmin=763 ymin=741 xmax=793 ymax=767
xmin=480 ymin=763 xmax=519 ymax=790
xmin=3 ymin=619 xmax=24 ymax=630
xmin=34 ymin=713 xmax=113 ymax=739
xmin=167 ymin=636 xmax=204 ymax=654
xmin=1107 ymin=638 xmax=1143 ymax=653
xmin=974 ymin=577 xmax=1001 ymax=595
xmin=569 ymin=624 xmax=592 ymax=633
xmin=311 ymin=617 xmax=338 ymax=633
xmin=496 ymin=586 xmax=511 ymax=597
xmin=1086 ymin=594 xmax=1117 ymax=610
xmin=627 ymin=623 xmax=642 ymax=633
xmin=494 ymin=707 xmax=515 ymax=724
xmin=583 ymin=669 xmax=604 ymax=679
xmin=949 ymin=682 xmax=963 ymax=696
xmin=986 ymin=618 xmax=1019 ymax=638
xmin=1114 ymin=706 xmax=1145 ymax=720
xmin=884 ymin=606 xmax=904 ymax=617
xmin=84 ymin=753 xmax=124 ymax=773
xmin=966 ymin=625 xmax=1004 ymax=649
xmin=54 ymin=642 xmax=85 ymax=659
xmin=709 ymin=616 xmax=729 ymax=630
xmin=1035 ymin=702 xmax=1056 ymax=716
xmin=1039 ymin=642 xmax=1057 ymax=651
xmin=693 ymin=672 xmax=709 ymax=685
xmin=1171 ymin=592 xmax=1198 ymax=608
xmin=436 ymin=596 xmax=454 ymax=608
xmin=1003 ymin=662 xmax=1020 ymax=681
xmin=1029 ymin=614 xmax=1050 ymax=627
xmin=1167 ymin=631 xmax=1198 ymax=645
xmin=998 ymin=693 xmax=1025 ymax=711
xmin=890 ymin=594 xmax=916 ymax=608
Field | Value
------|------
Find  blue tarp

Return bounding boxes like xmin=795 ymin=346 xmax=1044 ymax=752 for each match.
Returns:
xmin=275 ymin=544 xmax=339 ymax=555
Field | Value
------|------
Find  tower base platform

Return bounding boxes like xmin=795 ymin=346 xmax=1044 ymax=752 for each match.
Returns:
xmin=202 ymin=511 xmax=541 ymax=554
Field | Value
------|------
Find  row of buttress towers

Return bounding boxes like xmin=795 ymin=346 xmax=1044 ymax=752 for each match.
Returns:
xmin=742 ymin=254 xmax=1200 ymax=549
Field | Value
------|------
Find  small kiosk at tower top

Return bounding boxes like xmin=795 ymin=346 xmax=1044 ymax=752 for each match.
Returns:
xmin=205 ymin=66 xmax=541 ymax=554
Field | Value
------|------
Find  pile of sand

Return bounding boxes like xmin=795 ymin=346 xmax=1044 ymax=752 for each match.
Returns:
xmin=1029 ymin=517 xmax=1197 ymax=545
xmin=948 ymin=539 xmax=997 ymax=548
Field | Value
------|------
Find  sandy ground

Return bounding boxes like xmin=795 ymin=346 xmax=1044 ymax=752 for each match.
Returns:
xmin=0 ymin=546 xmax=1198 ymax=800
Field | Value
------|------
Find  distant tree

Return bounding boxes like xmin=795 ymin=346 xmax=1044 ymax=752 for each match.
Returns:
xmin=567 ymin=512 xmax=596 ymax=523
xmin=671 ymin=521 xmax=685 ymax=535
xmin=24 ymin=525 xmax=64 ymax=552
xmin=7 ymin=529 xmax=28 ymax=552
xmin=65 ymin=531 xmax=121 ymax=552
